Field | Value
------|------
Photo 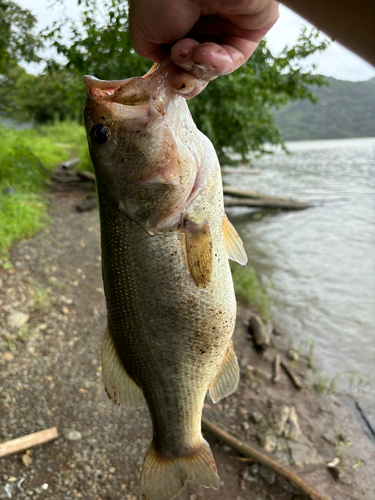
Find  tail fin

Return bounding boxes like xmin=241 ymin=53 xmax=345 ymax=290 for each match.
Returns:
xmin=141 ymin=439 xmax=220 ymax=500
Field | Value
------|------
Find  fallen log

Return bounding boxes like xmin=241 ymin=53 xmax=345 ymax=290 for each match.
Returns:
xmin=201 ymin=417 xmax=331 ymax=500
xmin=77 ymin=170 xmax=96 ymax=182
xmin=0 ymin=427 xmax=59 ymax=458
xmin=224 ymin=196 xmax=311 ymax=210
xmin=60 ymin=157 xmax=79 ymax=170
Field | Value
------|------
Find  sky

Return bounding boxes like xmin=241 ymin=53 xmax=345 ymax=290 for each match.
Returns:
xmin=18 ymin=0 xmax=375 ymax=82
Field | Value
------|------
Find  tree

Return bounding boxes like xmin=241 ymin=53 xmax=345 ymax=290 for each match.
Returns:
xmin=0 ymin=0 xmax=42 ymax=73
xmin=45 ymin=2 xmax=329 ymax=161
xmin=188 ymin=28 xmax=329 ymax=163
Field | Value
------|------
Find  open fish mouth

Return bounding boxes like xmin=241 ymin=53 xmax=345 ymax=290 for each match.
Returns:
xmin=84 ymin=61 xmax=206 ymax=114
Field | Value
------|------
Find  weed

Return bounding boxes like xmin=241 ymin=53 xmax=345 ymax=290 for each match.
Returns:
xmin=351 ymin=460 xmax=364 ymax=473
xmin=19 ymin=325 xmax=30 ymax=342
xmin=6 ymin=337 xmax=12 ymax=350
xmin=31 ymin=286 xmax=51 ymax=311
xmin=230 ymin=262 xmax=271 ymax=320
xmin=309 ymin=370 xmax=369 ymax=395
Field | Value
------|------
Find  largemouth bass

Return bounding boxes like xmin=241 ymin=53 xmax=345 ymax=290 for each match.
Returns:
xmin=84 ymin=63 xmax=247 ymax=500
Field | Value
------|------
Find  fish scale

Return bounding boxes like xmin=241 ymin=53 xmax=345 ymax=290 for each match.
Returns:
xmin=84 ymin=62 xmax=247 ymax=500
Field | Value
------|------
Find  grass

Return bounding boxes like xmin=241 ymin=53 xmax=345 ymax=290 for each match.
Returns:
xmin=230 ymin=261 xmax=271 ymax=320
xmin=0 ymin=122 xmax=87 ymax=258
xmin=309 ymin=370 xmax=369 ymax=395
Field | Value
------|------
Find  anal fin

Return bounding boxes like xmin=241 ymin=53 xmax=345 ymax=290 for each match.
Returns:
xmin=222 ymin=214 xmax=248 ymax=265
xmin=141 ymin=439 xmax=220 ymax=500
xmin=209 ymin=342 xmax=239 ymax=403
xmin=101 ymin=326 xmax=146 ymax=408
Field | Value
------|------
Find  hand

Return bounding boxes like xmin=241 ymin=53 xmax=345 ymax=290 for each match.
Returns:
xmin=129 ymin=0 xmax=279 ymax=95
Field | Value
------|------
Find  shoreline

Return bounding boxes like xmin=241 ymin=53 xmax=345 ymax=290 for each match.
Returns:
xmin=0 ymin=194 xmax=374 ymax=499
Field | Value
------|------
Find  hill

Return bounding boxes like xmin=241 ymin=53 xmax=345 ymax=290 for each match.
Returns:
xmin=274 ymin=76 xmax=375 ymax=141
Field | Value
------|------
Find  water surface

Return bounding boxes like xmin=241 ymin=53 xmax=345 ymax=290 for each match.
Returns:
xmin=226 ymin=138 xmax=375 ymax=419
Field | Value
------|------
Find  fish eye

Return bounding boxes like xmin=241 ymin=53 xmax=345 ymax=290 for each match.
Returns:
xmin=90 ymin=124 xmax=110 ymax=145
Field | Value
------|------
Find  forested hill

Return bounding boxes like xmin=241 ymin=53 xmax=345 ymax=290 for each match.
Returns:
xmin=274 ymin=76 xmax=375 ymax=141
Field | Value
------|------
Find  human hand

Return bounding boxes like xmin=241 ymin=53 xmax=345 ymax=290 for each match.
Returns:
xmin=129 ymin=0 xmax=279 ymax=96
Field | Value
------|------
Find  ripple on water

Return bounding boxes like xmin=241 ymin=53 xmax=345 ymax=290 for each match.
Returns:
xmin=227 ymin=137 xmax=375 ymax=419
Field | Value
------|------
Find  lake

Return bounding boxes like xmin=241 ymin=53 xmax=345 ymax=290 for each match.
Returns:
xmin=225 ymin=137 xmax=375 ymax=421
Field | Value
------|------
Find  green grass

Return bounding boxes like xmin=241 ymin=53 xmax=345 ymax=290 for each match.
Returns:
xmin=230 ymin=262 xmax=271 ymax=320
xmin=0 ymin=122 xmax=88 ymax=257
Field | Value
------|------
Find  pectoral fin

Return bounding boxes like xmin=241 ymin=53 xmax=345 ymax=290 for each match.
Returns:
xmin=222 ymin=214 xmax=248 ymax=265
xmin=185 ymin=219 xmax=213 ymax=288
xmin=209 ymin=342 xmax=239 ymax=403
xmin=101 ymin=326 xmax=146 ymax=408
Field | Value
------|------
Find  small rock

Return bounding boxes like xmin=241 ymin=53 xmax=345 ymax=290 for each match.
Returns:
xmin=61 ymin=306 xmax=69 ymax=315
xmin=241 ymin=421 xmax=250 ymax=431
xmin=189 ymin=495 xmax=197 ymax=500
xmin=36 ymin=417 xmax=45 ymax=426
xmin=3 ymin=352 xmax=14 ymax=361
xmin=259 ymin=465 xmax=276 ymax=484
xmin=7 ymin=311 xmax=30 ymax=328
xmin=248 ymin=314 xmax=270 ymax=349
xmin=65 ymin=429 xmax=82 ymax=441
xmin=21 ymin=454 xmax=33 ymax=467
xmin=41 ymin=483 xmax=49 ymax=490
xmin=262 ymin=434 xmax=277 ymax=453
xmin=249 ymin=411 xmax=263 ymax=424
xmin=287 ymin=349 xmax=299 ymax=361
xmin=272 ymin=325 xmax=285 ymax=336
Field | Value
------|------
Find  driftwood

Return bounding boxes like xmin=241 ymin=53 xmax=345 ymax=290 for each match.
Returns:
xmin=77 ymin=170 xmax=96 ymax=182
xmin=273 ymin=354 xmax=281 ymax=383
xmin=0 ymin=427 xmax=58 ymax=458
xmin=76 ymin=197 xmax=99 ymax=212
xmin=201 ymin=417 xmax=331 ymax=500
xmin=224 ymin=196 xmax=311 ymax=210
xmin=223 ymin=186 xmax=312 ymax=210
xmin=60 ymin=157 xmax=80 ymax=170
xmin=281 ymin=360 xmax=303 ymax=390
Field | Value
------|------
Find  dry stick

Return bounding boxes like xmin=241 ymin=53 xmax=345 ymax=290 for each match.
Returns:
xmin=280 ymin=360 xmax=303 ymax=390
xmin=0 ymin=427 xmax=58 ymax=458
xmin=201 ymin=417 xmax=331 ymax=500
xmin=273 ymin=354 xmax=281 ymax=383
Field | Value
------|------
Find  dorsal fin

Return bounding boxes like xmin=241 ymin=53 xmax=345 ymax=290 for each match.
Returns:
xmin=222 ymin=214 xmax=248 ymax=265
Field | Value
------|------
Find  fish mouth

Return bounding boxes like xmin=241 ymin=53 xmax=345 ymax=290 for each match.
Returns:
xmin=84 ymin=61 xmax=203 ymax=116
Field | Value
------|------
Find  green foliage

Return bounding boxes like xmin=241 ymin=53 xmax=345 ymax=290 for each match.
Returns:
xmin=0 ymin=123 xmax=86 ymax=255
xmin=0 ymin=62 xmax=83 ymax=123
xmin=275 ymin=76 xmax=375 ymax=140
xmin=0 ymin=192 xmax=48 ymax=255
xmin=40 ymin=1 xmax=329 ymax=162
xmin=189 ymin=28 xmax=329 ymax=164
xmin=43 ymin=0 xmax=150 ymax=80
xmin=0 ymin=0 xmax=42 ymax=73
xmin=230 ymin=262 xmax=270 ymax=320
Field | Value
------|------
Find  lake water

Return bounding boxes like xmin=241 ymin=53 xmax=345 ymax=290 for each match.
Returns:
xmin=225 ymin=137 xmax=375 ymax=421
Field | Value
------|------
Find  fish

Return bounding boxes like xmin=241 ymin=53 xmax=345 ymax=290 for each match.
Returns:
xmin=83 ymin=62 xmax=247 ymax=500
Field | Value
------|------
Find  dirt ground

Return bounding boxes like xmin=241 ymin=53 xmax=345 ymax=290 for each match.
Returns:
xmin=0 ymin=194 xmax=374 ymax=500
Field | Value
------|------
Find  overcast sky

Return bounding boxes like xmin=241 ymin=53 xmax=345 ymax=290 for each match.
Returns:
xmin=18 ymin=0 xmax=375 ymax=82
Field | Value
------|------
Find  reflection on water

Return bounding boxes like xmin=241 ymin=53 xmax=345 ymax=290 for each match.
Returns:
xmin=226 ymin=138 xmax=375 ymax=419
